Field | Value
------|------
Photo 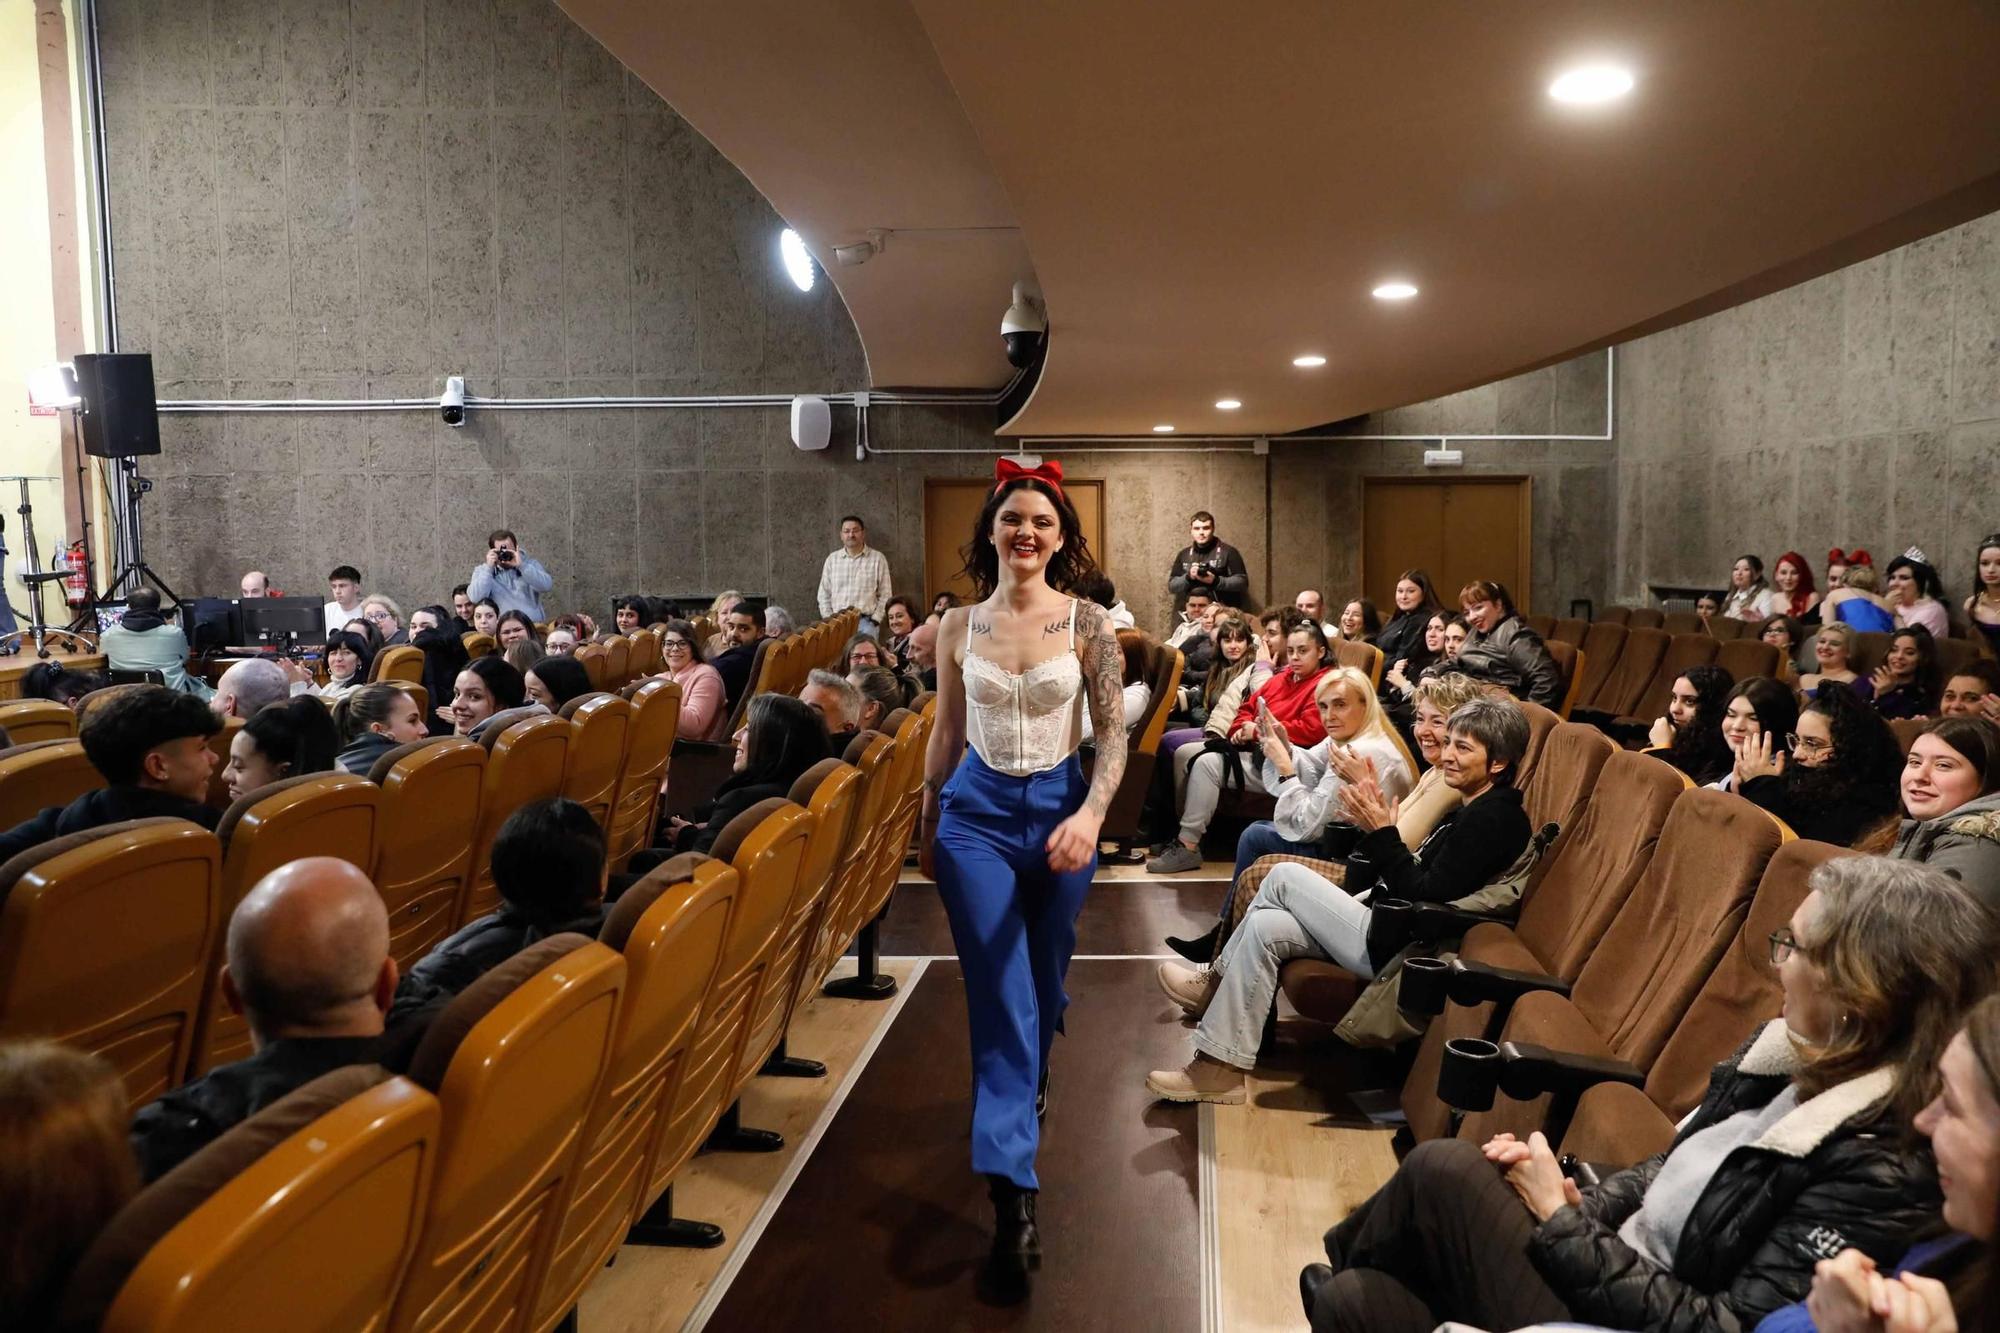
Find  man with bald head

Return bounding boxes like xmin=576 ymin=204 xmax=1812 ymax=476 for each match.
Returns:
xmin=240 ymin=570 xmax=272 ymax=598
xmin=902 ymin=619 xmax=939 ymax=694
xmin=129 ymin=857 xmax=435 ymax=1182
xmin=211 ymin=655 xmax=299 ymax=719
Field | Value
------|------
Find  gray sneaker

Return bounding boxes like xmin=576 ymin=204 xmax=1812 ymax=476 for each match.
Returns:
xmin=1145 ymin=843 xmax=1204 ymax=874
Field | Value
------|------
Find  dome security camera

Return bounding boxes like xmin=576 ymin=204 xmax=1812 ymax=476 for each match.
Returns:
xmin=440 ymin=376 xmax=466 ymax=427
xmin=1001 ymin=282 xmax=1045 ymax=369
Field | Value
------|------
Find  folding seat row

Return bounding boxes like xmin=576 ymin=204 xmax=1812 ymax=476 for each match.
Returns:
xmin=0 ymin=696 xmax=78 ymax=743
xmin=1572 ymin=629 xmax=1788 ymax=738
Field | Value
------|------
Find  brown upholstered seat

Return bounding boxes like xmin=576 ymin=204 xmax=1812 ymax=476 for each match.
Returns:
xmin=1598 ymin=606 xmax=1633 ymax=626
xmin=721 ymin=637 xmax=777 ymax=734
xmin=1329 ymin=638 xmax=1382 ymax=688
xmin=1848 ymin=630 xmax=1894 ymax=677
xmin=390 ymin=935 xmax=625 ymax=1333
xmin=1935 ymin=634 xmax=1987 ymax=678
xmin=1401 ymin=749 xmax=1687 ymax=1141
xmin=371 ymin=644 xmax=426 ymax=685
xmin=1889 ymin=717 xmax=1927 ymax=756
xmin=461 ymin=632 xmax=497 ymax=659
xmin=1577 ymin=627 xmax=1667 ymax=717
xmin=1715 ymin=637 xmax=1783 ymax=682
xmin=0 ymin=738 xmax=106 ymax=829
xmin=1549 ymin=618 xmax=1588 ymax=647
xmin=909 ymin=689 xmax=936 ymax=712
xmin=1616 ymin=633 xmax=1721 ymax=727
xmin=807 ymin=732 xmax=898 ymax=997
xmin=601 ymin=636 xmax=631 ymax=689
xmin=1626 ymin=607 xmax=1665 ymax=630
xmin=1661 ymin=610 xmax=1702 ymax=636
xmin=1507 ymin=701 xmax=1563 ymax=796
xmin=1544 ymin=639 xmax=1581 ymax=718
xmin=1572 ymin=623 xmax=1626 ymax=708
xmin=0 ymin=818 xmax=221 ymax=1106
xmin=625 ymin=629 xmax=658 ymax=678
xmin=606 ymin=678 xmax=681 ymax=872
xmin=1558 ymin=839 xmax=1848 ymax=1168
xmin=1446 ymin=788 xmax=1784 ymax=1145
xmin=1098 ymin=642 xmax=1182 ymax=846
xmin=368 ymin=738 xmax=487 ymax=970
xmin=1522 ymin=613 xmax=1555 ymax=638
xmin=853 ymin=710 xmax=929 ymax=929
xmin=69 ymin=1068 xmax=438 ymax=1333
xmin=460 ymin=713 xmax=572 ymax=925
xmin=1709 ymin=616 xmax=1750 ymax=640
xmin=0 ymin=697 xmax=78 ymax=743
xmin=534 ymin=857 xmax=734 ymax=1327
xmin=559 ymin=693 xmax=633 ymax=836
xmin=575 ymin=642 xmax=608 ymax=691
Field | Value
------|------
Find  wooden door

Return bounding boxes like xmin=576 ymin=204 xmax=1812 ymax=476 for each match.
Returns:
xmin=1361 ymin=477 xmax=1533 ymax=612
xmin=922 ymin=479 xmax=1106 ymax=604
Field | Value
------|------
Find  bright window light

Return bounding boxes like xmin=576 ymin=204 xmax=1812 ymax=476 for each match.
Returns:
xmin=779 ymin=228 xmax=816 ymax=292
xmin=1549 ymin=64 xmax=1635 ymax=105
xmin=1152 ymin=424 xmax=1175 ymax=433
xmin=1372 ymin=281 xmax=1418 ymax=301
xmin=1292 ymin=354 xmax=1326 ymax=368
xmin=1215 ymin=398 xmax=1242 ymax=410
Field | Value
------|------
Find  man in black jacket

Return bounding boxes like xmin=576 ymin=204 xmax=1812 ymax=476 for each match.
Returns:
xmin=1147 ymin=695 xmax=1531 ymax=1103
xmin=1167 ymin=511 xmax=1250 ymax=611
xmin=129 ymin=857 xmax=436 ymax=1182
xmin=0 ymin=684 xmax=221 ymax=863
xmin=711 ymin=605 xmax=765 ymax=708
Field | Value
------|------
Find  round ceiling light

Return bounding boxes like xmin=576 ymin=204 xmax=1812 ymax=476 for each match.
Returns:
xmin=1548 ymin=64 xmax=1635 ymax=105
xmin=1372 ymin=281 xmax=1419 ymax=301
xmin=1292 ymin=354 xmax=1326 ymax=368
xmin=1215 ymin=398 xmax=1242 ymax=410
xmin=779 ymin=228 xmax=816 ymax=292
xmin=1152 ymin=424 xmax=1175 ymax=433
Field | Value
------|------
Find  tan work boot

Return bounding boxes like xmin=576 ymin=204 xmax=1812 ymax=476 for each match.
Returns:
xmin=1155 ymin=961 xmax=1219 ymax=1018
xmin=1146 ymin=1054 xmax=1247 ymax=1104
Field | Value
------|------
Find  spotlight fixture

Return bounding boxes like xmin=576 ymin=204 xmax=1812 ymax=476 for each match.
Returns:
xmin=1548 ymin=64 xmax=1635 ymax=105
xmin=1292 ymin=354 xmax=1326 ymax=368
xmin=1372 ymin=281 xmax=1418 ymax=301
xmin=779 ymin=228 xmax=816 ymax=292
xmin=1152 ymin=424 xmax=1175 ymax=433
xmin=1215 ymin=398 xmax=1242 ymax=411
xmin=26 ymin=363 xmax=80 ymax=410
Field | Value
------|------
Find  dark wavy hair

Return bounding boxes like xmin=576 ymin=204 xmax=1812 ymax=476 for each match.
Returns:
xmin=1396 ymin=568 xmax=1444 ymax=614
xmin=1341 ymin=598 xmax=1382 ymax=640
xmin=1888 ymin=627 xmax=1944 ymax=712
xmin=322 ymin=629 xmax=375 ymax=684
xmin=240 ymin=696 xmax=340 ymax=780
xmin=958 ymin=477 xmax=1095 ymax=599
xmin=1787 ymin=684 xmax=1903 ymax=820
xmin=1664 ymin=663 xmax=1736 ymax=784
xmin=733 ymin=693 xmax=833 ymax=792
xmin=461 ymin=655 xmax=526 ymax=711
xmin=1726 ymin=676 xmax=1800 ymax=756
xmin=1886 ymin=552 xmax=1948 ymax=604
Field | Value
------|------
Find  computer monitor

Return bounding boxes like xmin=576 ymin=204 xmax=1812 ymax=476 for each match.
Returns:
xmin=93 ymin=601 xmax=129 ymax=634
xmin=184 ymin=596 xmax=240 ymax=652
xmin=238 ymin=596 xmax=324 ymax=647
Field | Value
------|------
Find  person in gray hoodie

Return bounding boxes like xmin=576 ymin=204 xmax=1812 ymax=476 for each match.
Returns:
xmin=1893 ymin=716 xmax=2000 ymax=914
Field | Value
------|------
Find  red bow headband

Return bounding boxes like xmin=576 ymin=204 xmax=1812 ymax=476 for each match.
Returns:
xmin=1828 ymin=547 xmax=1873 ymax=567
xmin=994 ymin=456 xmax=1065 ymax=498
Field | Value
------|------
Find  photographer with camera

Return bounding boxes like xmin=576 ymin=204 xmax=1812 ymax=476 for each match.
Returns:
xmin=466 ymin=528 xmax=553 ymax=623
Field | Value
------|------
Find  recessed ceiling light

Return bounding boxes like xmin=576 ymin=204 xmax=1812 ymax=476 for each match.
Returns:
xmin=1152 ymin=424 xmax=1175 ymax=433
xmin=779 ymin=228 xmax=815 ymax=292
xmin=1548 ymin=64 xmax=1635 ymax=105
xmin=1292 ymin=355 xmax=1326 ymax=368
xmin=1372 ymin=281 xmax=1418 ymax=301
xmin=1215 ymin=398 xmax=1242 ymax=411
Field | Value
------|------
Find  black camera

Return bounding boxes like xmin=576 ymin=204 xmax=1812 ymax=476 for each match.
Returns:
xmin=493 ymin=547 xmax=514 ymax=565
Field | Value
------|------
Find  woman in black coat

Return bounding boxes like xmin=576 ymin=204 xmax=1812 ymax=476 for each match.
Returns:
xmin=408 ymin=604 xmax=470 ymax=737
xmin=1373 ymin=568 xmax=1443 ymax=670
xmin=670 ymin=692 xmax=831 ymax=854
xmin=1303 ymin=854 xmax=1998 ymax=1333
xmin=1735 ymin=682 xmax=1903 ymax=846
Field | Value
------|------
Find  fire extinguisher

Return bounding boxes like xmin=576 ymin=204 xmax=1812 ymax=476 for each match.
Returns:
xmin=63 ymin=541 xmax=89 ymax=606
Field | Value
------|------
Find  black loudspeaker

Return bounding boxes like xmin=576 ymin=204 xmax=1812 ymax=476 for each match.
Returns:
xmin=73 ymin=353 xmax=161 ymax=458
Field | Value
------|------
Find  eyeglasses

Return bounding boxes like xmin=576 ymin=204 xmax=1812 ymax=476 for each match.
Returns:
xmin=1784 ymin=734 xmax=1833 ymax=755
xmin=661 ymin=638 xmax=690 ymax=650
xmin=364 ymin=609 xmax=392 ymax=622
xmin=1767 ymin=927 xmax=1801 ymax=965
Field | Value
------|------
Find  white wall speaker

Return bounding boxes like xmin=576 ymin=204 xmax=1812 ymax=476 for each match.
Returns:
xmin=791 ymin=395 xmax=832 ymax=451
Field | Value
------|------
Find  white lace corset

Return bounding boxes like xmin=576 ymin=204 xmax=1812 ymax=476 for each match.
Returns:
xmin=961 ymin=615 xmax=1086 ymax=776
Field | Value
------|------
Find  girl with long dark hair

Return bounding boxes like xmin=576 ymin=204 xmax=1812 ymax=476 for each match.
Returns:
xmin=408 ymin=604 xmax=470 ymax=736
xmin=1870 ymin=627 xmax=1944 ymax=720
xmin=920 ymin=458 xmax=1127 ymax=1304
xmin=1648 ymin=663 xmax=1736 ymax=785
xmin=1734 ymin=684 xmax=1904 ymax=846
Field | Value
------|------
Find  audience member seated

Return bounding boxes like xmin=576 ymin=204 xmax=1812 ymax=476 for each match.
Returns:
xmin=1383 ymin=610 xmax=1449 ymax=709
xmin=1965 ymin=532 xmax=2000 ymax=657
xmin=1297 ymin=855 xmax=1993 ymax=1333
xmin=543 ymin=622 xmax=579 ymax=655
xmin=1074 ymin=569 xmax=1136 ymax=630
xmin=1335 ymin=598 xmax=1381 ymax=644
xmin=1721 ymin=553 xmax=1781 ymax=621
xmin=1147 ymin=620 xmax=1332 ymax=874
xmin=0 ymin=1040 xmax=138 ymax=1327
xmin=19 ymin=661 xmax=109 ymax=709
xmin=1755 ymin=612 xmax=1805 ymax=669
xmin=1709 ymin=676 xmax=1800 ymax=793
xmin=1825 ymin=562 xmax=1897 ymax=633
xmin=1294 ymin=589 xmax=1338 ymax=639
xmin=656 ymin=619 xmax=728 ymax=742
xmin=100 ymin=587 xmax=211 ymax=699
xmin=495 ymin=609 xmax=539 ymax=653
xmin=443 ymin=656 xmax=529 ymax=739
xmin=849 ymin=665 xmax=904 ymax=734
xmin=1771 ymin=549 xmax=1820 ymax=621
xmin=360 ymin=594 xmax=406 ymax=646
xmin=1695 ymin=591 xmax=1722 ymax=629
xmin=222 ymin=696 xmax=339 ymax=803
xmin=1892 ymin=717 xmax=2000 ymax=911
xmin=1869 ymin=627 xmax=1943 ymax=720
xmin=343 ymin=614 xmax=386 ymax=658
xmin=1431 ymin=614 xmax=1470 ymax=669
xmin=1733 ymin=683 xmax=1903 ymax=845
xmin=0 ymin=685 xmax=220 ymax=858
xmin=408 ymin=604 xmax=470 ymax=737
xmin=1769 ymin=992 xmax=2000 ymax=1332
xmin=703 ymin=590 xmax=745 ymax=655
xmin=502 ymin=640 xmax=540 ymax=675
xmin=1167 ymin=588 xmax=1216 ymax=677
xmin=931 ymin=590 xmax=960 ymax=619
xmin=1886 ymin=547 xmax=1951 ymax=637
xmin=1164 ymin=611 xmax=1259 ymax=756
xmin=882 ymin=595 xmax=920 ymax=662
xmin=1647 ymin=663 xmax=1737 ymax=785
xmin=1798 ymin=620 xmax=1864 ymax=700
xmin=841 ymin=632 xmax=890 ymax=675
xmin=239 ymin=569 xmax=273 ymax=598
xmin=309 ymin=629 xmax=374 ymax=700
xmin=1940 ymin=658 xmax=2000 ymax=724
xmin=901 ymin=620 xmax=939 ymax=695
xmin=211 ymin=656 xmax=293 ymax=721
xmin=449 ymin=585 xmax=474 ymax=632
xmin=469 ymin=597 xmax=500 ymax=638
xmin=331 ymin=684 xmax=428 ymax=775
xmin=666 ymin=694 xmax=831 ymax=855
xmin=320 ymin=564 xmax=364 ymax=637
xmin=1147 ymin=696 xmax=1530 ymax=1103
xmin=1374 ymin=570 xmax=1442 ymax=672
xmin=523 ymin=654 xmax=593 ymax=712
xmin=764 ymin=605 xmax=796 ymax=638
xmin=391 ymin=799 xmax=608 ymax=1015
xmin=611 ymin=596 xmax=646 ymax=634
xmin=800 ymin=668 xmax=862 ymax=748
xmin=1451 ymin=580 xmax=1562 ymax=707
xmin=128 ymin=857 xmax=433 ymax=1183
xmin=1082 ymin=630 xmax=1153 ymax=744
xmin=711 ymin=605 xmax=764 ymax=707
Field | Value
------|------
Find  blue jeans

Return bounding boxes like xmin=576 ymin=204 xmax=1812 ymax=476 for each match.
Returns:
xmin=933 ymin=749 xmax=1095 ymax=1190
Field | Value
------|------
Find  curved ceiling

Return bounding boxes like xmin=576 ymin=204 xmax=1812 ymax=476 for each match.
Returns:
xmin=564 ymin=1 xmax=2000 ymax=438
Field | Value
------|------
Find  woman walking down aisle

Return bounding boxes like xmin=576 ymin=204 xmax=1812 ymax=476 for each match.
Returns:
xmin=919 ymin=458 xmax=1129 ymax=1306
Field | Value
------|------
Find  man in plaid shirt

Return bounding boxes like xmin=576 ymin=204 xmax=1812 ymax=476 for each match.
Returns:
xmin=817 ymin=515 xmax=894 ymax=635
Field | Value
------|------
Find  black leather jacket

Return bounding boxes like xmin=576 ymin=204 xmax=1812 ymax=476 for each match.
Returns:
xmin=1452 ymin=613 xmax=1562 ymax=706
xmin=1527 ymin=1021 xmax=1941 ymax=1333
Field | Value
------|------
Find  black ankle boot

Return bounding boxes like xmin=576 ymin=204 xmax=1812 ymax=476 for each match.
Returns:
xmin=1036 ymin=1066 xmax=1050 ymax=1122
xmin=979 ymin=1176 xmax=1040 ymax=1304
xmin=1166 ymin=924 xmax=1219 ymax=964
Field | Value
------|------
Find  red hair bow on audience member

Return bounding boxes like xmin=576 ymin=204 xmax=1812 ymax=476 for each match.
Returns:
xmin=1828 ymin=547 xmax=1873 ymax=568
xmin=993 ymin=456 xmax=1065 ymax=499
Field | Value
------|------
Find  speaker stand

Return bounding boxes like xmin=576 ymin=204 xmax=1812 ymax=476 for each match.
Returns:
xmin=86 ymin=458 xmax=181 ymax=617
xmin=0 ymin=474 xmax=71 ymax=659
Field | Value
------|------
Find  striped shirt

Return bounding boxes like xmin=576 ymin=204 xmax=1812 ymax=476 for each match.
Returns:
xmin=817 ymin=545 xmax=893 ymax=619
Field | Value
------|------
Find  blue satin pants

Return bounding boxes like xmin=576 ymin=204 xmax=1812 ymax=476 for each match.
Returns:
xmin=933 ymin=749 xmax=1096 ymax=1190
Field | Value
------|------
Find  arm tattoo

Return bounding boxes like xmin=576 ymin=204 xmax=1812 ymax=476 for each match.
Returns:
xmin=1074 ymin=601 xmax=1127 ymax=817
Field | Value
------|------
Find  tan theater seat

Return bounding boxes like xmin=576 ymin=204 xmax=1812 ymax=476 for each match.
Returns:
xmin=626 ymin=628 xmax=659 ymax=678
xmin=1097 ymin=642 xmax=1182 ymax=848
xmin=67 ymin=1068 xmax=439 ymax=1333
xmin=1626 ymin=607 xmax=1665 ymax=630
xmin=369 ymin=738 xmax=488 ymax=970
xmin=1715 ymin=637 xmax=1783 ymax=682
xmin=1577 ymin=626 xmax=1667 ymax=718
xmin=1598 ymin=606 xmax=1633 ymax=627
xmin=0 ymin=819 xmax=222 ymax=1107
xmin=1507 ymin=701 xmax=1563 ymax=795
xmin=606 ymin=678 xmax=681 ymax=872
xmin=602 ymin=635 xmax=631 ymax=689
xmin=808 ymin=732 xmax=898 ymax=1002
xmin=1616 ymin=632 xmax=1721 ymax=729
xmin=0 ymin=738 xmax=106 ymax=830
xmin=371 ymin=644 xmax=426 ymax=685
xmin=1522 ymin=613 xmax=1555 ymax=638
xmin=460 ymin=713 xmax=572 ymax=925
xmin=826 ymin=709 xmax=928 ymax=1000
xmin=1329 ymin=638 xmax=1383 ymax=688
xmin=1549 ymin=618 xmax=1588 ymax=647
xmin=0 ymin=697 xmax=78 ymax=743
xmin=560 ymin=693 xmax=633 ymax=837
xmin=1571 ymin=623 xmax=1626 ymax=709
xmin=575 ymin=642 xmax=609 ymax=691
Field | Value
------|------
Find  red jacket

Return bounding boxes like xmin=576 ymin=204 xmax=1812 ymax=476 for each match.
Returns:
xmin=1230 ymin=666 xmax=1330 ymax=747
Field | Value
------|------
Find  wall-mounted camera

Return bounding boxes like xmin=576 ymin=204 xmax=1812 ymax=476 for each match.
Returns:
xmin=440 ymin=376 xmax=466 ymax=427
xmin=1001 ymin=281 xmax=1046 ymax=369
